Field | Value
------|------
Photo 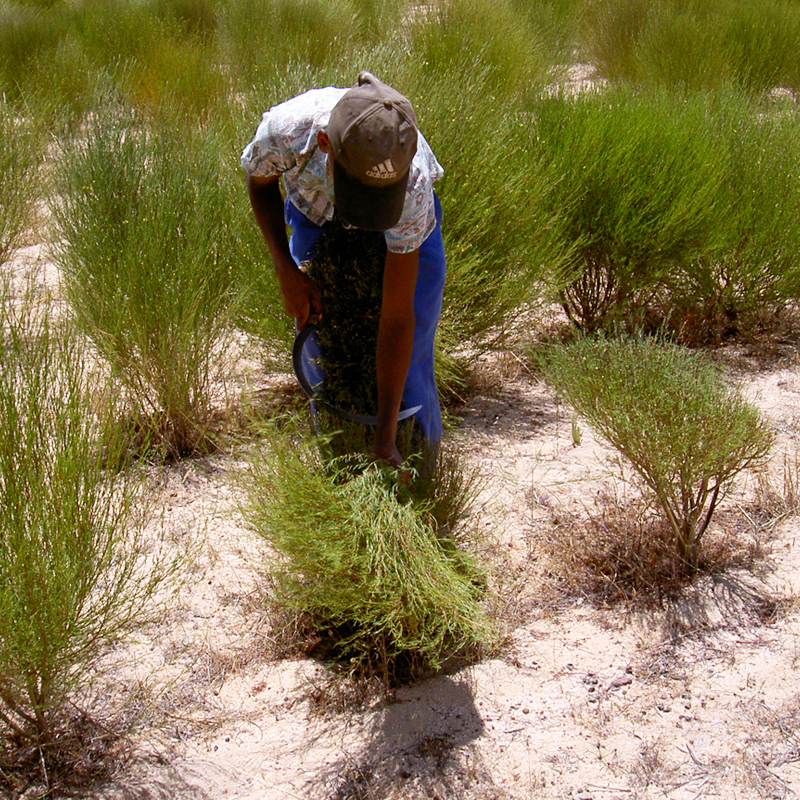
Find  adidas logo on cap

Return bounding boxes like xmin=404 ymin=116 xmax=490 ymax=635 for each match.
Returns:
xmin=365 ymin=159 xmax=397 ymax=180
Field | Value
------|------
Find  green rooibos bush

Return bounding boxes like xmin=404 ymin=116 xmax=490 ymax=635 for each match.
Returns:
xmin=0 ymin=278 xmax=162 ymax=790
xmin=0 ymin=1 xmax=64 ymax=107
xmin=581 ymin=0 xmax=800 ymax=93
xmin=533 ymin=87 xmax=724 ymax=333
xmin=218 ymin=0 xmax=368 ymax=93
xmin=408 ymin=0 xmax=559 ymax=101
xmin=54 ymin=104 xmax=246 ymax=458
xmin=390 ymin=62 xmax=558 ymax=365
xmin=0 ymin=102 xmax=40 ymax=265
xmin=578 ymin=0 xmax=649 ymax=83
xmin=244 ymin=428 xmax=493 ymax=680
xmin=540 ymin=336 xmax=773 ymax=575
xmin=670 ymin=92 xmax=800 ymax=341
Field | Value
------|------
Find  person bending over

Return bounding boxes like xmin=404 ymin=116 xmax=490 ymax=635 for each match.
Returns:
xmin=241 ymin=71 xmax=446 ymax=467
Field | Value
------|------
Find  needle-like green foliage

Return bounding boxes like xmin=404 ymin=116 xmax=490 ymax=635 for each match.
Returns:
xmin=244 ymin=430 xmax=494 ymax=678
xmin=672 ymin=91 xmax=800 ymax=340
xmin=53 ymin=103 xmax=245 ymax=458
xmin=219 ymin=0 xmax=377 ymax=93
xmin=580 ymin=0 xmax=800 ymax=94
xmin=0 ymin=101 xmax=40 ymax=266
xmin=407 ymin=0 xmax=560 ymax=101
xmin=540 ymin=336 xmax=774 ymax=575
xmin=532 ymin=86 xmax=725 ymax=334
xmin=0 ymin=277 xmax=164 ymax=778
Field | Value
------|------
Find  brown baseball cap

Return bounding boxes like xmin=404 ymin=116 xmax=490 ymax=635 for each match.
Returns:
xmin=327 ymin=72 xmax=418 ymax=231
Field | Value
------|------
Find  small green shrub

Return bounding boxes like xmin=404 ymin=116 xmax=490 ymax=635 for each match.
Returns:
xmin=634 ymin=6 xmax=733 ymax=92
xmin=710 ymin=0 xmax=800 ymax=93
xmin=577 ymin=0 xmax=650 ymax=83
xmin=150 ymin=0 xmax=220 ymax=39
xmin=510 ymin=0 xmax=583 ymax=68
xmin=218 ymin=0 xmax=367 ymax=93
xmin=76 ymin=0 xmax=183 ymax=71
xmin=124 ymin=40 xmax=230 ymax=120
xmin=244 ymin=427 xmax=493 ymax=680
xmin=348 ymin=0 xmax=404 ymax=44
xmin=0 ymin=277 xmax=162 ymax=786
xmin=53 ymin=104 xmax=245 ymax=458
xmin=0 ymin=1 xmax=65 ymax=106
xmin=0 ymin=1 xmax=114 ymax=126
xmin=540 ymin=335 xmax=774 ymax=575
xmin=408 ymin=0 xmax=557 ymax=101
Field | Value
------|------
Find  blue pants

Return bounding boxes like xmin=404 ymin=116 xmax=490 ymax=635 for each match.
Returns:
xmin=285 ymin=195 xmax=446 ymax=443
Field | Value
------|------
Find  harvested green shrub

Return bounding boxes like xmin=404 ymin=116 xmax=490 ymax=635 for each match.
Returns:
xmin=301 ymin=220 xmax=448 ymax=461
xmin=53 ymin=104 xmax=245 ymax=458
xmin=244 ymin=429 xmax=493 ymax=679
xmin=540 ymin=336 xmax=774 ymax=575
xmin=0 ymin=277 xmax=162 ymax=787
xmin=306 ymin=226 xmax=384 ymax=417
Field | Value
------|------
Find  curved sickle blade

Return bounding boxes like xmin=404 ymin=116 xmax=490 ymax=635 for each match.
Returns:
xmin=292 ymin=323 xmax=422 ymax=426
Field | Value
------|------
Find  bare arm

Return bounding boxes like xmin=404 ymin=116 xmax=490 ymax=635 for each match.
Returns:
xmin=246 ymin=173 xmax=322 ymax=328
xmin=372 ymin=247 xmax=419 ymax=466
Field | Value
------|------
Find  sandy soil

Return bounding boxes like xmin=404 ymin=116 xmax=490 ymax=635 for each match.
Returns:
xmin=11 ymin=243 xmax=800 ymax=800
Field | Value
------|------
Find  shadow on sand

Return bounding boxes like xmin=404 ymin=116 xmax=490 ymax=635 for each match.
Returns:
xmin=317 ymin=673 xmax=507 ymax=800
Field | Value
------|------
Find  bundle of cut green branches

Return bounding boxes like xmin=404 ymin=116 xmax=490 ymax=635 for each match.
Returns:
xmin=305 ymin=225 xmax=385 ymax=416
xmin=245 ymin=432 xmax=494 ymax=679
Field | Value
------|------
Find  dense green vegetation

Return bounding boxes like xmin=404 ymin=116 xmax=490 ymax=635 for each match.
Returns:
xmin=3 ymin=0 xmax=800 ymax=353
